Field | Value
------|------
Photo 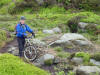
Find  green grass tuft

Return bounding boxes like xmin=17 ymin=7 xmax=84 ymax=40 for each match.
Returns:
xmin=0 ymin=53 xmax=50 ymax=75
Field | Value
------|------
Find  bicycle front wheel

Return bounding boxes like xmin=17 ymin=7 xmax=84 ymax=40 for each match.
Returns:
xmin=24 ymin=46 xmax=37 ymax=61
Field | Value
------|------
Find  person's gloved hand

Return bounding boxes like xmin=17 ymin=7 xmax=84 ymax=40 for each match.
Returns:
xmin=32 ymin=32 xmax=35 ymax=38
xmin=24 ymin=36 xmax=27 ymax=38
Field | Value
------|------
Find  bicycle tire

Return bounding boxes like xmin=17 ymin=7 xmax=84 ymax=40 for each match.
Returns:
xmin=24 ymin=45 xmax=37 ymax=61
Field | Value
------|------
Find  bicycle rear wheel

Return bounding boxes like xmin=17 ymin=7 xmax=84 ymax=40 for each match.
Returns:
xmin=24 ymin=46 xmax=37 ymax=61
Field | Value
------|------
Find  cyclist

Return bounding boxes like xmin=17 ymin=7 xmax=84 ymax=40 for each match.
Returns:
xmin=16 ymin=16 xmax=35 ymax=57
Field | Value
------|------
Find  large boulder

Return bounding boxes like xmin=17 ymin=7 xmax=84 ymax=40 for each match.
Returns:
xmin=73 ymin=40 xmax=90 ymax=46
xmin=52 ymin=33 xmax=92 ymax=48
xmin=76 ymin=66 xmax=100 ymax=75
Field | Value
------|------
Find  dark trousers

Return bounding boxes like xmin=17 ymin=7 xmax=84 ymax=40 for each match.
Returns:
xmin=17 ymin=37 xmax=25 ymax=57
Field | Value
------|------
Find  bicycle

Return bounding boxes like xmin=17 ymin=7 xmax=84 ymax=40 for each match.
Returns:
xmin=24 ymin=35 xmax=48 ymax=61
xmin=24 ymin=36 xmax=37 ymax=61
xmin=23 ymin=34 xmax=62 ymax=61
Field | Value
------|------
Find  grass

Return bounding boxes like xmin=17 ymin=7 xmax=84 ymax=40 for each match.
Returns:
xmin=75 ymin=52 xmax=90 ymax=63
xmin=0 ymin=6 xmax=100 ymax=47
xmin=54 ymin=47 xmax=63 ymax=52
xmin=0 ymin=30 xmax=7 ymax=47
xmin=22 ymin=9 xmax=100 ymax=31
xmin=57 ymin=52 xmax=70 ymax=58
xmin=0 ymin=53 xmax=50 ymax=75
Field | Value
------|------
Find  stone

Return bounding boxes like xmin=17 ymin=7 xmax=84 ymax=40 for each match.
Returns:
xmin=71 ymin=57 xmax=83 ymax=65
xmin=60 ymin=33 xmax=87 ymax=41
xmin=52 ymin=27 xmax=62 ymax=33
xmin=90 ymin=59 xmax=100 ymax=66
xmin=53 ymin=40 xmax=72 ymax=47
xmin=8 ymin=46 xmax=19 ymax=56
xmin=78 ymin=22 xmax=88 ymax=29
xmin=54 ymin=57 xmax=61 ymax=64
xmin=43 ymin=30 xmax=54 ymax=34
xmin=73 ymin=40 xmax=90 ymax=46
xmin=36 ymin=54 xmax=55 ymax=65
xmin=52 ymin=33 xmax=92 ymax=48
xmin=76 ymin=66 xmax=100 ymax=75
xmin=36 ymin=0 xmax=44 ymax=5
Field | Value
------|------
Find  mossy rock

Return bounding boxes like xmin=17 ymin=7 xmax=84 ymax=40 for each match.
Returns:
xmin=91 ymin=52 xmax=100 ymax=61
xmin=0 ymin=53 xmax=50 ymax=75
xmin=75 ymin=52 xmax=90 ymax=63
xmin=44 ymin=59 xmax=53 ymax=66
xmin=85 ymin=24 xmax=97 ymax=35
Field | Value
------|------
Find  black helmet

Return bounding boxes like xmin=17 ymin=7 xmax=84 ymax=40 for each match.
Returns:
xmin=20 ymin=16 xmax=26 ymax=20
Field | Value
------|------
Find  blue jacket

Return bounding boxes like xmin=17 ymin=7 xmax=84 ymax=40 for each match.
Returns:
xmin=16 ymin=23 xmax=33 ymax=38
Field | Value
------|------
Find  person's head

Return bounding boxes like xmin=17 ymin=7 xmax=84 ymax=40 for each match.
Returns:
xmin=20 ymin=16 xmax=26 ymax=24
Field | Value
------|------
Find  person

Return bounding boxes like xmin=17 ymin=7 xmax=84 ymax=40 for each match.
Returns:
xmin=16 ymin=16 xmax=35 ymax=57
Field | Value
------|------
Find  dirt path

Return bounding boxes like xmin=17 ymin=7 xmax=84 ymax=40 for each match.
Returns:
xmin=0 ymin=38 xmax=18 ymax=53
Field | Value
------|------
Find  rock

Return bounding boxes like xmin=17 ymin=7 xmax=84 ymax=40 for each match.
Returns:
xmin=78 ymin=22 xmax=88 ymax=29
xmin=52 ymin=33 xmax=92 ymax=48
xmin=90 ymin=59 xmax=100 ymax=66
xmin=52 ymin=27 xmax=62 ymax=33
xmin=54 ymin=57 xmax=61 ymax=64
xmin=60 ymin=33 xmax=87 ymax=41
xmin=43 ymin=27 xmax=62 ymax=34
xmin=53 ymin=40 xmax=72 ymax=47
xmin=33 ymin=62 xmax=41 ymax=67
xmin=76 ymin=66 xmax=100 ymax=75
xmin=37 ymin=54 xmax=55 ymax=65
xmin=8 ymin=47 xmax=19 ymax=56
xmin=73 ymin=40 xmax=90 ymax=46
xmin=71 ymin=57 xmax=83 ymax=65
xmin=36 ymin=0 xmax=44 ymax=5
xmin=43 ymin=30 xmax=54 ymax=34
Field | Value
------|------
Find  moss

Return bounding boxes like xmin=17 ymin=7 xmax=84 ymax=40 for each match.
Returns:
xmin=44 ymin=59 xmax=53 ymax=66
xmin=57 ymin=52 xmax=70 ymax=58
xmin=0 ymin=53 xmax=50 ymax=75
xmin=67 ymin=71 xmax=75 ymax=75
xmin=91 ymin=52 xmax=100 ymax=61
xmin=75 ymin=52 xmax=90 ymax=63
xmin=54 ymin=47 xmax=63 ymax=52
xmin=55 ymin=71 xmax=65 ymax=75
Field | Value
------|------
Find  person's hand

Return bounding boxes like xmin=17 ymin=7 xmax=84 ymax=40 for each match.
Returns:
xmin=24 ymin=35 xmax=27 ymax=38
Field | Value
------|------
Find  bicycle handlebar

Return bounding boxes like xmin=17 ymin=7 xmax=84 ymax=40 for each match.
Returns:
xmin=26 ymin=36 xmax=34 ymax=39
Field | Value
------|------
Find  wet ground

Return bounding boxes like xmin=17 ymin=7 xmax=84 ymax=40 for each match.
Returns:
xmin=0 ymin=38 xmax=18 ymax=53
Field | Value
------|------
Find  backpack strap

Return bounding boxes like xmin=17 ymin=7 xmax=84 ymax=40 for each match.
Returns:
xmin=15 ymin=24 xmax=18 ymax=35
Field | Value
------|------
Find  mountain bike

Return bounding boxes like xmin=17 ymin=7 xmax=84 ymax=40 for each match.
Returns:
xmin=24 ymin=36 xmax=37 ymax=61
xmin=24 ymin=35 xmax=48 ymax=61
xmin=23 ymin=34 xmax=62 ymax=61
